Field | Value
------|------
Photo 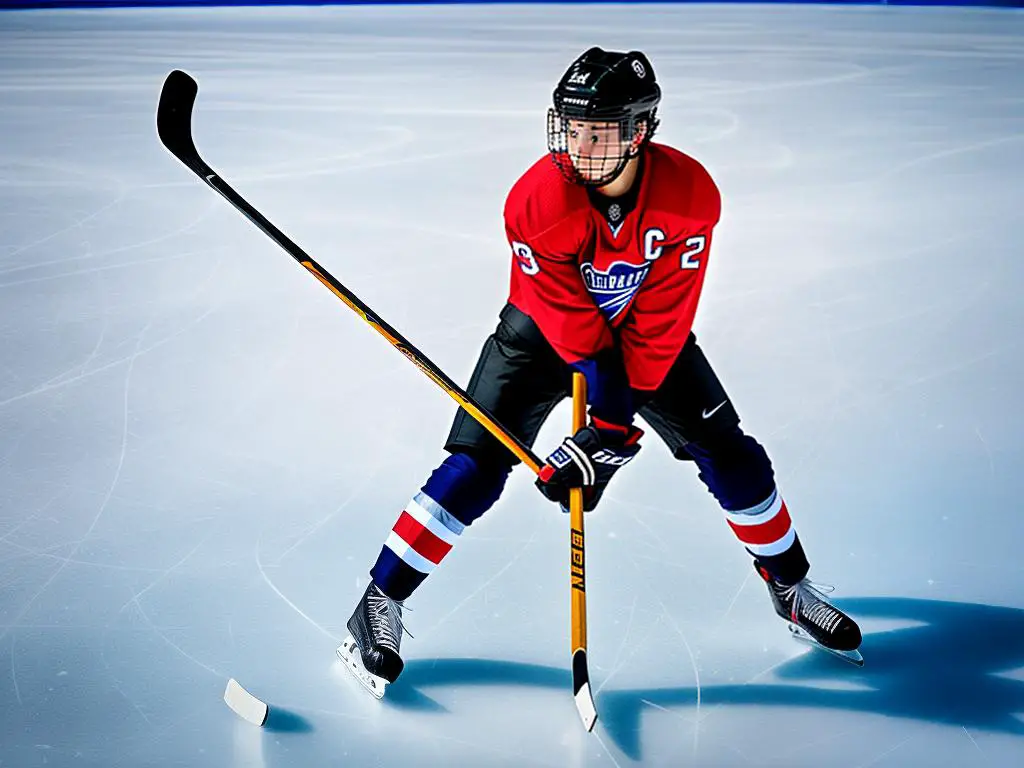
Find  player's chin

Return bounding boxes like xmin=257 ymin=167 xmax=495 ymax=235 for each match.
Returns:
xmin=573 ymin=164 xmax=612 ymax=185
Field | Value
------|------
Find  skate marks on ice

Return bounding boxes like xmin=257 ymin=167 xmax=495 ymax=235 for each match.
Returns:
xmin=377 ymin=598 xmax=1024 ymax=761
xmin=598 ymin=598 xmax=1024 ymax=761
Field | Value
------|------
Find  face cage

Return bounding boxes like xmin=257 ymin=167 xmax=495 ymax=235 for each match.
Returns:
xmin=547 ymin=108 xmax=645 ymax=187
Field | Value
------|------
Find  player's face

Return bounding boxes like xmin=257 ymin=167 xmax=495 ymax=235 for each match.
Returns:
xmin=565 ymin=120 xmax=631 ymax=183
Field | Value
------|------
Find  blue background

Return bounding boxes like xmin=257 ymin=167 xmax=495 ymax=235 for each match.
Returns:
xmin=4 ymin=0 xmax=1024 ymax=11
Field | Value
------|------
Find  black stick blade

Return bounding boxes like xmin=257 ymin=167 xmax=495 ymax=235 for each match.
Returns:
xmin=157 ymin=70 xmax=202 ymax=169
xmin=572 ymin=649 xmax=597 ymax=731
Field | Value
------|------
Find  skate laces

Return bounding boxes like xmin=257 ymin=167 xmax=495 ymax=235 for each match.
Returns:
xmin=779 ymin=579 xmax=844 ymax=633
xmin=368 ymin=587 xmax=413 ymax=650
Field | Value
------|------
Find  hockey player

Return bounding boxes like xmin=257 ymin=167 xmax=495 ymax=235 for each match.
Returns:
xmin=338 ymin=47 xmax=862 ymax=697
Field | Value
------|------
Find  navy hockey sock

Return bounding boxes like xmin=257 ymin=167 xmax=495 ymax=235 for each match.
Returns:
xmin=370 ymin=453 xmax=510 ymax=601
xmin=685 ymin=429 xmax=809 ymax=584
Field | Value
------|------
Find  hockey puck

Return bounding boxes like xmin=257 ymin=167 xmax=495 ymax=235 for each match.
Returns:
xmin=223 ymin=678 xmax=269 ymax=726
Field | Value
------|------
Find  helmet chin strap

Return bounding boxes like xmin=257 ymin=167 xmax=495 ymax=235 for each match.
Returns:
xmin=582 ymin=153 xmax=632 ymax=189
xmin=563 ymin=154 xmax=630 ymax=188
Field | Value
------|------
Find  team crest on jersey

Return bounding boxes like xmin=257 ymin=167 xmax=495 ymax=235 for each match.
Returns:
xmin=580 ymin=260 xmax=651 ymax=320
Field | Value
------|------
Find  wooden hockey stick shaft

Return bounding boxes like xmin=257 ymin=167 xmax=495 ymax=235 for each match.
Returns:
xmin=155 ymin=69 xmax=543 ymax=475
xmin=570 ymin=372 xmax=597 ymax=730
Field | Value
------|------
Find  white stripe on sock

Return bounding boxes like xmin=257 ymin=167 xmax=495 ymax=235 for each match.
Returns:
xmin=744 ymin=526 xmax=797 ymax=557
xmin=724 ymin=490 xmax=783 ymax=527
xmin=385 ymin=531 xmax=436 ymax=574
xmin=405 ymin=497 xmax=461 ymax=546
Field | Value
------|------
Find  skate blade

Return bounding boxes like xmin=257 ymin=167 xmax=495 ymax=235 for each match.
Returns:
xmin=788 ymin=623 xmax=864 ymax=667
xmin=336 ymin=635 xmax=389 ymax=699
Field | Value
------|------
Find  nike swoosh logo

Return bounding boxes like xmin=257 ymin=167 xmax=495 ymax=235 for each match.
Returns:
xmin=702 ymin=401 xmax=728 ymax=419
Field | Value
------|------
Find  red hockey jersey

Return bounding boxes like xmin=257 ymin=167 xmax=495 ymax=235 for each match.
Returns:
xmin=504 ymin=142 xmax=721 ymax=392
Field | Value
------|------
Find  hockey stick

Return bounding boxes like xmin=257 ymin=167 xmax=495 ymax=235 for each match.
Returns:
xmin=155 ymin=70 xmax=543 ymax=474
xmin=569 ymin=372 xmax=597 ymax=731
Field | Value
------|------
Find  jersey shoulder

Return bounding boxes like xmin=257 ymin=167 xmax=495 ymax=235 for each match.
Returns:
xmin=646 ymin=143 xmax=721 ymax=226
xmin=503 ymin=155 xmax=591 ymax=253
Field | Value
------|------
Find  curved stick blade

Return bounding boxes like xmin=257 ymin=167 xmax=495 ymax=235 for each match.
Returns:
xmin=573 ymin=649 xmax=597 ymax=731
xmin=223 ymin=678 xmax=268 ymax=726
xmin=157 ymin=69 xmax=202 ymax=169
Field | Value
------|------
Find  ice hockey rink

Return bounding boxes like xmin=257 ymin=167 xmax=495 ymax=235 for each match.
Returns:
xmin=1 ymin=2 xmax=1023 ymax=766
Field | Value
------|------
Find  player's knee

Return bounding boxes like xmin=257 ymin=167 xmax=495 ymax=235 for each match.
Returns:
xmin=421 ymin=452 xmax=511 ymax=527
xmin=684 ymin=427 xmax=775 ymax=511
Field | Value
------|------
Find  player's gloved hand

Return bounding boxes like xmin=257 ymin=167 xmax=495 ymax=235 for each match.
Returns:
xmin=536 ymin=417 xmax=643 ymax=512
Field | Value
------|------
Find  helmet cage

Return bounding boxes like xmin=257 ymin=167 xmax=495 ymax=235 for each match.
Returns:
xmin=546 ymin=107 xmax=658 ymax=187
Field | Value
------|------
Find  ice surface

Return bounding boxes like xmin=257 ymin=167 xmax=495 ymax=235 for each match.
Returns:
xmin=1 ymin=3 xmax=1023 ymax=766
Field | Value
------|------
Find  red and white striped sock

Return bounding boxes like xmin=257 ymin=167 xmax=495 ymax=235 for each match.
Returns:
xmin=722 ymin=488 xmax=796 ymax=559
xmin=382 ymin=492 xmax=464 ymax=577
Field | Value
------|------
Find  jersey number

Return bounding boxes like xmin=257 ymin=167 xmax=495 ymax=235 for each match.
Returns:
xmin=681 ymin=235 xmax=706 ymax=270
xmin=512 ymin=241 xmax=539 ymax=276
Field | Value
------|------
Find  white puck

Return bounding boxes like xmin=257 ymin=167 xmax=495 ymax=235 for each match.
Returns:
xmin=223 ymin=678 xmax=268 ymax=726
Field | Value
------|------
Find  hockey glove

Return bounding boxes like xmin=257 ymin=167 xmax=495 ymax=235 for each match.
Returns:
xmin=536 ymin=417 xmax=643 ymax=512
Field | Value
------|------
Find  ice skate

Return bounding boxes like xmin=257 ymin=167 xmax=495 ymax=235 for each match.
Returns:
xmin=755 ymin=561 xmax=864 ymax=666
xmin=336 ymin=582 xmax=406 ymax=699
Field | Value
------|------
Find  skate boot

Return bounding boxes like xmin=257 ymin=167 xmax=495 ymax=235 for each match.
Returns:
xmin=336 ymin=581 xmax=406 ymax=698
xmin=754 ymin=561 xmax=864 ymax=666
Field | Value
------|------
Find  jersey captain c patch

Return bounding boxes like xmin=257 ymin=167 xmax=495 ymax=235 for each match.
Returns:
xmin=580 ymin=260 xmax=651 ymax=320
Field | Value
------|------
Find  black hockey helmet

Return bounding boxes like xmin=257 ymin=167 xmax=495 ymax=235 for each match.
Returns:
xmin=548 ymin=47 xmax=662 ymax=186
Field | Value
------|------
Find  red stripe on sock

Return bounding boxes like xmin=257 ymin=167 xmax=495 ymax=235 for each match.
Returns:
xmin=392 ymin=511 xmax=453 ymax=564
xmin=727 ymin=502 xmax=793 ymax=546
